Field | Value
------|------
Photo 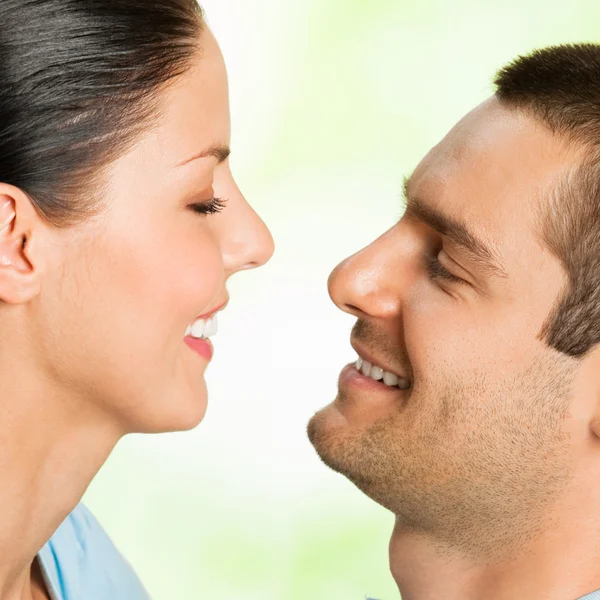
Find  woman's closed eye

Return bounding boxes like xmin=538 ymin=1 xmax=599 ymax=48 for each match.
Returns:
xmin=190 ymin=197 xmax=228 ymax=215
xmin=424 ymin=252 xmax=465 ymax=285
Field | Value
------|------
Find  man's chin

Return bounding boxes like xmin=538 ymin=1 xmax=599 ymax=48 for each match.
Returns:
xmin=308 ymin=398 xmax=405 ymax=515
xmin=308 ymin=402 xmax=348 ymax=468
xmin=308 ymin=399 xmax=342 ymax=440
xmin=307 ymin=400 xmax=378 ymax=489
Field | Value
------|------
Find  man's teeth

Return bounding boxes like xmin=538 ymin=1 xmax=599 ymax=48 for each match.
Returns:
xmin=185 ymin=314 xmax=218 ymax=339
xmin=356 ymin=356 xmax=411 ymax=390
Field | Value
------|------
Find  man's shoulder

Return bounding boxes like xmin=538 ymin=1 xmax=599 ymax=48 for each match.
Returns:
xmin=38 ymin=503 xmax=151 ymax=600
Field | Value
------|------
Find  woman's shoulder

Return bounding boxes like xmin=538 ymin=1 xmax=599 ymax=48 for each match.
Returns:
xmin=38 ymin=503 xmax=152 ymax=600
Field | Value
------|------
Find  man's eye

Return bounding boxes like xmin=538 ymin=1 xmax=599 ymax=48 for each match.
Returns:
xmin=424 ymin=253 xmax=464 ymax=285
xmin=190 ymin=197 xmax=228 ymax=215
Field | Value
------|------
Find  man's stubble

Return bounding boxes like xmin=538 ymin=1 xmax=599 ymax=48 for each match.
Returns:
xmin=308 ymin=349 xmax=576 ymax=562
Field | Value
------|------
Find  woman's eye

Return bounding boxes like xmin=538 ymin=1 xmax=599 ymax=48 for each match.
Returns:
xmin=190 ymin=197 xmax=228 ymax=215
xmin=424 ymin=253 xmax=464 ymax=285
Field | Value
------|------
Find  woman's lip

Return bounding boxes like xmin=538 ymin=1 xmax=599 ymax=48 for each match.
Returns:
xmin=184 ymin=337 xmax=214 ymax=361
xmin=194 ymin=301 xmax=228 ymax=321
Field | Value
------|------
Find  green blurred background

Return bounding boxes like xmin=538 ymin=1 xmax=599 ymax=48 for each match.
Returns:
xmin=82 ymin=1 xmax=600 ymax=598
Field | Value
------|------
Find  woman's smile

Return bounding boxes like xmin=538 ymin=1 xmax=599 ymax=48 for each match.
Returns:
xmin=184 ymin=302 xmax=227 ymax=361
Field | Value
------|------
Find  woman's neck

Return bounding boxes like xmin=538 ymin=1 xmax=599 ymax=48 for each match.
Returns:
xmin=0 ymin=354 xmax=122 ymax=600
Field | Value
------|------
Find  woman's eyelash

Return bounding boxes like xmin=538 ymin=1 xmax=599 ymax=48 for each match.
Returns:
xmin=425 ymin=253 xmax=464 ymax=284
xmin=190 ymin=197 xmax=228 ymax=215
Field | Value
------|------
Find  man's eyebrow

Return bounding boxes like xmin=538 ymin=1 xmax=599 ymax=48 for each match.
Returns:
xmin=402 ymin=178 xmax=508 ymax=280
xmin=176 ymin=144 xmax=231 ymax=168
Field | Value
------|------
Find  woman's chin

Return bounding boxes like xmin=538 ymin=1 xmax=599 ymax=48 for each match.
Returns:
xmin=127 ymin=384 xmax=209 ymax=434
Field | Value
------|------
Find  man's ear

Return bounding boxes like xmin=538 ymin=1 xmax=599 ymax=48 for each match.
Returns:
xmin=591 ymin=409 xmax=600 ymax=440
xmin=0 ymin=184 xmax=45 ymax=305
xmin=583 ymin=348 xmax=600 ymax=439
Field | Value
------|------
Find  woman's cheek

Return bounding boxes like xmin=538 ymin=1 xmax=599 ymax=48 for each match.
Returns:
xmin=180 ymin=234 xmax=224 ymax=311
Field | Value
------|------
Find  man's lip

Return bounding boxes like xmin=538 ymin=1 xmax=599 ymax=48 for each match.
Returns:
xmin=194 ymin=300 xmax=228 ymax=321
xmin=350 ymin=340 xmax=410 ymax=382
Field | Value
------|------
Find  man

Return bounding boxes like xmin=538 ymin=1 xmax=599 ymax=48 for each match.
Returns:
xmin=308 ymin=44 xmax=600 ymax=600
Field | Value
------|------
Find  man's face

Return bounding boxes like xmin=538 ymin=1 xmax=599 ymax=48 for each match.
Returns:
xmin=308 ymin=97 xmax=583 ymax=557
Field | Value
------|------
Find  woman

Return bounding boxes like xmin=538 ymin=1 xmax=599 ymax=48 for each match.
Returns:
xmin=0 ymin=1 xmax=274 ymax=599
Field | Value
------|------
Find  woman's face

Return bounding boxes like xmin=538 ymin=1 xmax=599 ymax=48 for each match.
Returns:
xmin=38 ymin=28 xmax=274 ymax=433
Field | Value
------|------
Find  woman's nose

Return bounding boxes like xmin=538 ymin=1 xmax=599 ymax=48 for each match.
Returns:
xmin=220 ymin=198 xmax=274 ymax=274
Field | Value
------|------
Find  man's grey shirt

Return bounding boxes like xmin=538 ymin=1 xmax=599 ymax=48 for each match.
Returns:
xmin=366 ymin=589 xmax=600 ymax=599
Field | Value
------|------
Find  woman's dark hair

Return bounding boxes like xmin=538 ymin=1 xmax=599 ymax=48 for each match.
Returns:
xmin=0 ymin=0 xmax=204 ymax=227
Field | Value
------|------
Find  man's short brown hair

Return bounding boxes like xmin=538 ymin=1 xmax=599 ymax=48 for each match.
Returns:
xmin=495 ymin=44 xmax=600 ymax=357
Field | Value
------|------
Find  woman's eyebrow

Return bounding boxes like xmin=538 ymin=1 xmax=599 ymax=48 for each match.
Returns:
xmin=176 ymin=144 xmax=231 ymax=168
xmin=402 ymin=181 xmax=508 ymax=280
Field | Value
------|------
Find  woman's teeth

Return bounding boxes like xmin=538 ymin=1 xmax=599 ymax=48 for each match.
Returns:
xmin=356 ymin=356 xmax=411 ymax=390
xmin=185 ymin=314 xmax=218 ymax=339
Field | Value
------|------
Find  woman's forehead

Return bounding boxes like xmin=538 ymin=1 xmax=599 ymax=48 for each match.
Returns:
xmin=108 ymin=33 xmax=231 ymax=183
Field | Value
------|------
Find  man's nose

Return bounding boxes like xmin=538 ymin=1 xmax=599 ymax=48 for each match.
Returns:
xmin=328 ymin=229 xmax=404 ymax=321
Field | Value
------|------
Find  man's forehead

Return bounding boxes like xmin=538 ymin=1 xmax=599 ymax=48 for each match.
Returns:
xmin=405 ymin=98 xmax=579 ymax=274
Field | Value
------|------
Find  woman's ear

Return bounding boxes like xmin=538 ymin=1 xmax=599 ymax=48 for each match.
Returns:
xmin=0 ymin=185 xmax=43 ymax=304
xmin=0 ymin=197 xmax=15 ymax=236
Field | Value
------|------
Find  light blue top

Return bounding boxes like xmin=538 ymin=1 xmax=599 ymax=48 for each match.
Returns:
xmin=37 ymin=503 xmax=151 ymax=600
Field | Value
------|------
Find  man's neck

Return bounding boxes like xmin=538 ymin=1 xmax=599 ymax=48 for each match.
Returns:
xmin=389 ymin=482 xmax=600 ymax=600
